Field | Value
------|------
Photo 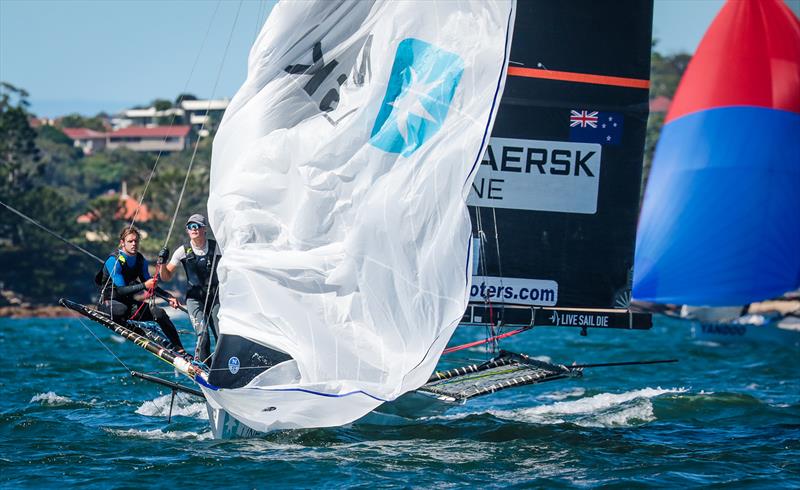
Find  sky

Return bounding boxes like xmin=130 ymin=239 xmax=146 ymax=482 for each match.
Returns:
xmin=0 ymin=0 xmax=778 ymax=118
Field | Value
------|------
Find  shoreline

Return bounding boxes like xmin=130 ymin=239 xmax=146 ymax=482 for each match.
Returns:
xmin=0 ymin=305 xmax=81 ymax=318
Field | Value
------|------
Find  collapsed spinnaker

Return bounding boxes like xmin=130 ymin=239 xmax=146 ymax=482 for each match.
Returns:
xmin=206 ymin=0 xmax=517 ymax=432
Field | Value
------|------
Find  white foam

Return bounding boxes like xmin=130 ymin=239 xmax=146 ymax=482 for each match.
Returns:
xmin=493 ymin=387 xmax=687 ymax=428
xmin=29 ymin=392 xmax=80 ymax=406
xmin=136 ymin=392 xmax=208 ymax=420
xmin=104 ymin=427 xmax=213 ymax=441
xmin=538 ymin=387 xmax=586 ymax=401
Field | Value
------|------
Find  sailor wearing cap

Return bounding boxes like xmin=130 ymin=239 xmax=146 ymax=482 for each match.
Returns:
xmin=159 ymin=214 xmax=221 ymax=364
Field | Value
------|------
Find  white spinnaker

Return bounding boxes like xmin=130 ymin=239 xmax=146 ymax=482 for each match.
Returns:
xmin=205 ymin=0 xmax=516 ymax=432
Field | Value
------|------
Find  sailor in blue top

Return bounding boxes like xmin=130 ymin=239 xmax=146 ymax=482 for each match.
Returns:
xmin=95 ymin=226 xmax=187 ymax=355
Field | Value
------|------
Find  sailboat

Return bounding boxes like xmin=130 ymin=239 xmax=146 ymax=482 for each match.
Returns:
xmin=633 ymin=0 xmax=800 ymax=344
xmin=62 ymin=0 xmax=668 ymax=439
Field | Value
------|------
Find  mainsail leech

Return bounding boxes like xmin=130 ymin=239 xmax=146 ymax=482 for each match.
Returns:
xmin=205 ymin=0 xmax=517 ymax=432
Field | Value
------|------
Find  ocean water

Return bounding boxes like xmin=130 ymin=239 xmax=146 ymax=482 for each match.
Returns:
xmin=1 ymin=316 xmax=798 ymax=488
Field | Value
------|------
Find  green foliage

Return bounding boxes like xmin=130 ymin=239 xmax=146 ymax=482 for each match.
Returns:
xmin=641 ymin=47 xmax=692 ymax=196
xmin=59 ymin=113 xmax=106 ymax=131
xmin=38 ymin=125 xmax=74 ymax=146
xmin=175 ymin=93 xmax=198 ymax=105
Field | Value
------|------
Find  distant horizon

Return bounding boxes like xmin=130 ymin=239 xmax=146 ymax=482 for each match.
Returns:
xmin=5 ymin=0 xmax=774 ymax=119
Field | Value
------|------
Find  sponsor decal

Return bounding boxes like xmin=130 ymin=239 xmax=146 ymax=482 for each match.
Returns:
xmin=470 ymin=276 xmax=557 ymax=306
xmin=466 ymin=137 xmax=601 ymax=214
xmin=549 ymin=310 xmax=610 ymax=327
xmin=700 ymin=323 xmax=746 ymax=336
xmin=228 ymin=356 xmax=241 ymax=375
xmin=370 ymin=38 xmax=464 ymax=156
xmin=284 ymin=35 xmax=373 ymax=124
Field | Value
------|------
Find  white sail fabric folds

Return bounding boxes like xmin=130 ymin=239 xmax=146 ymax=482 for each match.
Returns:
xmin=206 ymin=0 xmax=515 ymax=432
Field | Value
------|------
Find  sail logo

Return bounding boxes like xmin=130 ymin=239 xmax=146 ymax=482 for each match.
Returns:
xmin=228 ymin=356 xmax=240 ymax=375
xmin=370 ymin=38 xmax=464 ymax=156
xmin=467 ymin=137 xmax=602 ymax=214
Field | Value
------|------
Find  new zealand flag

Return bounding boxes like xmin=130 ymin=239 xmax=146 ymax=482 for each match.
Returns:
xmin=569 ymin=110 xmax=623 ymax=145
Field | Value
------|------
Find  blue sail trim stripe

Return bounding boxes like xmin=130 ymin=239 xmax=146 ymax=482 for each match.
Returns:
xmin=463 ymin=4 xmax=515 ymax=190
xmin=263 ymin=387 xmax=388 ymax=402
xmin=633 ymin=106 xmax=800 ymax=305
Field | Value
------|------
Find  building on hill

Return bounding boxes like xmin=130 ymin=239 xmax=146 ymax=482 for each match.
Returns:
xmin=178 ymin=98 xmax=229 ymax=136
xmin=112 ymin=98 xmax=229 ymax=137
xmin=77 ymin=183 xmax=161 ymax=241
xmin=62 ymin=128 xmax=107 ymax=155
xmin=106 ymin=125 xmax=191 ymax=152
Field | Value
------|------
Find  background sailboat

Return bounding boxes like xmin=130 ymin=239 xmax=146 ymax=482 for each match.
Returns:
xmin=633 ymin=0 xmax=800 ymax=343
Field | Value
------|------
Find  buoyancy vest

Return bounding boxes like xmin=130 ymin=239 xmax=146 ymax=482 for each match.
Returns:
xmin=180 ymin=239 xmax=219 ymax=300
xmin=95 ymin=251 xmax=146 ymax=300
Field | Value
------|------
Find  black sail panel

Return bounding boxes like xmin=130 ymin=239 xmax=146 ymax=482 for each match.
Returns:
xmin=467 ymin=0 xmax=653 ymax=310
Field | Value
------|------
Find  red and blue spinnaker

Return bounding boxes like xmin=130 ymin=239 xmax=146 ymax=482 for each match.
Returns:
xmin=633 ymin=0 xmax=800 ymax=305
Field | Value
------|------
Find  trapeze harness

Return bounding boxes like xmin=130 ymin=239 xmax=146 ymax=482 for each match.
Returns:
xmin=95 ymin=251 xmax=148 ymax=302
xmin=181 ymin=239 xmax=219 ymax=302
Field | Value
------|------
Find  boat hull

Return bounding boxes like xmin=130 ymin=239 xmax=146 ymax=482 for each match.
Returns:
xmin=666 ymin=314 xmax=800 ymax=345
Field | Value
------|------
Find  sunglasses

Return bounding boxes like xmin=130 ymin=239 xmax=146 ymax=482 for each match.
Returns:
xmin=186 ymin=223 xmax=205 ymax=231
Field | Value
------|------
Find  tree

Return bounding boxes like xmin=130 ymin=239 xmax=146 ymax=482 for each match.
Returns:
xmin=175 ymin=93 xmax=198 ymax=105
xmin=59 ymin=113 xmax=106 ymax=131
xmin=0 ymin=82 xmax=41 ymax=242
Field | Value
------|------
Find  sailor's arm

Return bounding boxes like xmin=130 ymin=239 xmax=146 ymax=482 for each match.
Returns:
xmin=158 ymin=247 xmax=184 ymax=282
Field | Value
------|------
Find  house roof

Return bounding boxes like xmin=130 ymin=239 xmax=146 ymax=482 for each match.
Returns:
xmin=76 ymin=193 xmax=158 ymax=223
xmin=62 ymin=128 xmax=107 ymax=140
xmin=109 ymin=125 xmax=191 ymax=138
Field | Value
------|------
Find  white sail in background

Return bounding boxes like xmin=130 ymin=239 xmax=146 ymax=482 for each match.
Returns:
xmin=206 ymin=0 xmax=516 ymax=432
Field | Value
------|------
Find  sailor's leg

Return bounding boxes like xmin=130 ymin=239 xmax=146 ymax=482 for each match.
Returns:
xmin=146 ymin=304 xmax=186 ymax=352
xmin=186 ymin=298 xmax=211 ymax=362
xmin=100 ymin=299 xmax=129 ymax=324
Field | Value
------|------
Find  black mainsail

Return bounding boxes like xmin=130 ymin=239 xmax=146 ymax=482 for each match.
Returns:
xmin=464 ymin=0 xmax=654 ymax=331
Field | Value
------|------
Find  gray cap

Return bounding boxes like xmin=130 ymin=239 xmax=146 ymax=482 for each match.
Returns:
xmin=186 ymin=213 xmax=207 ymax=227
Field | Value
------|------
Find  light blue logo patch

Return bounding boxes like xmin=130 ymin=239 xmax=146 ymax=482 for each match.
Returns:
xmin=370 ymin=38 xmax=464 ymax=157
xmin=228 ymin=356 xmax=240 ymax=375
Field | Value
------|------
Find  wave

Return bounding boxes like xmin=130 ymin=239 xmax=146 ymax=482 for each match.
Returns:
xmin=136 ymin=392 xmax=208 ymax=420
xmin=29 ymin=391 xmax=92 ymax=407
xmin=103 ymin=427 xmax=212 ymax=441
xmin=492 ymin=387 xmax=687 ymax=427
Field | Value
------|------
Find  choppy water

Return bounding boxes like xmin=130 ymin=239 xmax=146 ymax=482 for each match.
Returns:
xmin=1 ymin=316 xmax=799 ymax=488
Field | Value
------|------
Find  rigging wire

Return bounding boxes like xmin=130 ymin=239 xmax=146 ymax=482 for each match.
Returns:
xmin=127 ymin=0 xmax=223 ymax=231
xmin=75 ymin=316 xmax=132 ymax=372
xmin=98 ymin=1 xmax=224 ymax=309
xmin=0 ymin=199 xmax=103 ymax=264
xmin=162 ymin=0 xmax=244 ymax=247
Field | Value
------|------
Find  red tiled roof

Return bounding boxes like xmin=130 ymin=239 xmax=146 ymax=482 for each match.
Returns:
xmin=649 ymin=96 xmax=672 ymax=113
xmin=77 ymin=194 xmax=158 ymax=223
xmin=109 ymin=125 xmax=191 ymax=138
xmin=62 ymin=128 xmax=107 ymax=139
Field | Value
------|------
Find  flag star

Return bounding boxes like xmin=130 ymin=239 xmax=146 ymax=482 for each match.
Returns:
xmin=613 ymin=122 xmax=617 ymax=127
xmin=606 ymin=135 xmax=611 ymax=141
xmin=608 ymin=116 xmax=613 ymax=121
xmin=389 ymin=67 xmax=442 ymax=144
xmin=602 ymin=123 xmax=607 ymax=128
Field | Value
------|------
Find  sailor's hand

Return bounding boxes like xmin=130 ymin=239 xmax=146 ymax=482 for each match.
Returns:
xmin=168 ymin=297 xmax=180 ymax=309
xmin=157 ymin=246 xmax=170 ymax=263
xmin=144 ymin=278 xmax=157 ymax=290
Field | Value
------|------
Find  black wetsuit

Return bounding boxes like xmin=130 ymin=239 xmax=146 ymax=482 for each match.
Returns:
xmin=95 ymin=250 xmax=185 ymax=351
